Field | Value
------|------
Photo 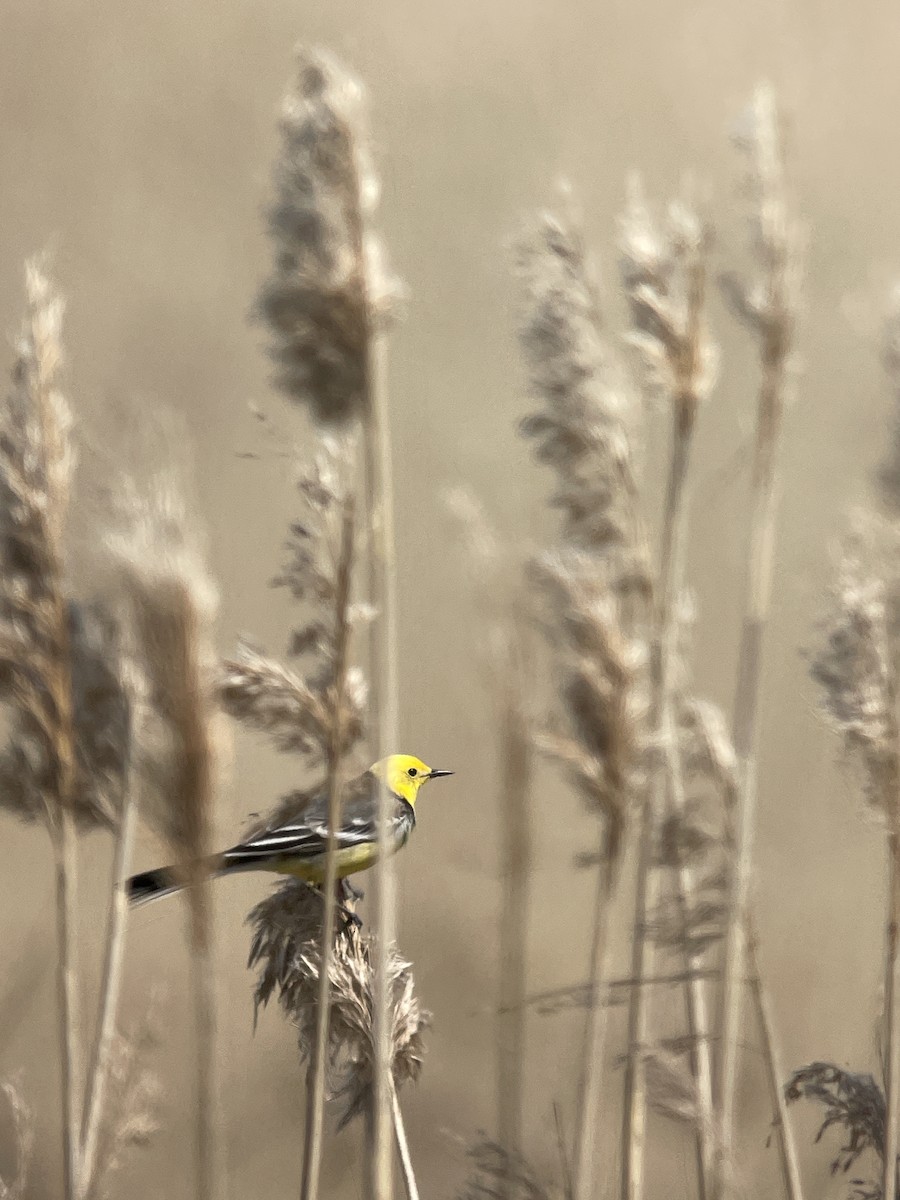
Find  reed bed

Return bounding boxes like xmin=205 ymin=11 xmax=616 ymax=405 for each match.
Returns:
xmin=0 ymin=40 xmax=897 ymax=1200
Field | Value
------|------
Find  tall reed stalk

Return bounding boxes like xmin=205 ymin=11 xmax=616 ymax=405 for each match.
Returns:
xmin=516 ymin=210 xmax=649 ymax=1200
xmin=0 ymin=262 xmax=82 ymax=1200
xmin=618 ymin=187 xmax=717 ymax=1200
xmin=301 ymin=498 xmax=355 ymax=1200
xmin=107 ymin=466 xmax=224 ymax=1200
xmin=884 ymin=835 xmax=900 ymax=1200
xmin=254 ymin=49 xmax=402 ymax=1198
xmin=53 ymin=809 xmax=80 ymax=1200
xmin=496 ymin=645 xmax=531 ymax=1171
xmin=364 ymin=334 xmax=401 ymax=1200
xmin=716 ymin=85 xmax=804 ymax=1200
xmin=78 ymin=779 xmax=137 ymax=1198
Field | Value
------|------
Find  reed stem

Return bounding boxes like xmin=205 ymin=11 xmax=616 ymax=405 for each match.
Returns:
xmin=390 ymin=1074 xmax=420 ymax=1200
xmin=364 ymin=329 xmax=400 ymax=1200
xmin=884 ymin=833 xmax=900 ymax=1200
xmin=300 ymin=499 xmax=355 ymax=1200
xmin=573 ymin=854 xmax=619 ymax=1200
xmin=78 ymin=784 xmax=137 ymax=1198
xmin=497 ymin=638 xmax=532 ymax=1187
xmin=717 ymin=352 xmax=800 ymax=1200
xmin=746 ymin=925 xmax=804 ymax=1200
xmin=53 ymin=810 xmax=81 ymax=1200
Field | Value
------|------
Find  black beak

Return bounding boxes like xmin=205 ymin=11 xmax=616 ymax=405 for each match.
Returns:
xmin=427 ymin=769 xmax=454 ymax=779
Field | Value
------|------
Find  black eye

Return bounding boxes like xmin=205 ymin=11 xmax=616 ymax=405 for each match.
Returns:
xmin=407 ymin=767 xmax=418 ymax=777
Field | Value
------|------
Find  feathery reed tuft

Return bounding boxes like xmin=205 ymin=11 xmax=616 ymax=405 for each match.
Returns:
xmin=247 ymin=880 xmax=429 ymax=1128
xmin=256 ymin=49 xmax=399 ymax=425
xmin=82 ymin=1012 xmax=160 ymax=1200
xmin=221 ymin=441 xmax=366 ymax=771
xmin=516 ymin=204 xmax=650 ymax=1200
xmin=0 ymin=259 xmax=83 ymax=1200
xmin=105 ymin=458 xmax=224 ymax=1200
xmin=458 ymin=1140 xmax=555 ymax=1200
xmin=717 ymin=82 xmax=805 ymax=1200
xmin=0 ymin=1076 xmax=33 ymax=1200
xmin=811 ymin=535 xmax=899 ymax=813
xmin=786 ymin=1062 xmax=885 ymax=1183
xmin=517 ymin=210 xmax=647 ymax=575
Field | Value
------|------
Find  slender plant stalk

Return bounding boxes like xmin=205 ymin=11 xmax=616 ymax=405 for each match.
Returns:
xmin=187 ymin=887 xmax=216 ymax=1200
xmin=658 ymin=429 xmax=716 ymax=1200
xmin=884 ymin=833 xmax=900 ymax=1200
xmin=364 ymin=330 xmax=400 ymax=1200
xmin=300 ymin=499 xmax=355 ymax=1200
xmin=389 ymin=1074 xmax=420 ymax=1200
xmin=177 ymin=601 xmax=220 ymax=1200
xmin=26 ymin=263 xmax=82 ymax=1200
xmin=53 ymin=810 xmax=81 ymax=1200
xmin=716 ymin=84 xmax=804 ymax=1200
xmin=745 ymin=926 xmax=804 ymax=1200
xmin=573 ymin=853 xmax=619 ymax=1200
xmin=717 ymin=350 xmax=800 ymax=1200
xmin=621 ymin=379 xmax=707 ymax=1200
xmin=78 ymin=783 xmax=137 ymax=1198
xmin=496 ymin=634 xmax=532 ymax=1187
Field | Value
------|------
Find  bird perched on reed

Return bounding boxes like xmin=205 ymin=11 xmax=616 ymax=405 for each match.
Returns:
xmin=127 ymin=754 xmax=453 ymax=905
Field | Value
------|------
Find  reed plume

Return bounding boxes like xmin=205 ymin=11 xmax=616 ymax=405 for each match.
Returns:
xmin=812 ymin=523 xmax=900 ymax=1200
xmin=106 ymin=459 xmax=225 ymax=1200
xmin=617 ymin=180 xmax=717 ymax=1200
xmin=0 ymin=1076 xmax=33 ymax=1200
xmin=448 ymin=492 xmax=534 ymax=1195
xmin=516 ymin=208 xmax=650 ymax=1200
xmin=459 ymin=1139 xmax=556 ymax=1200
xmin=254 ymin=46 xmax=402 ymax=1200
xmin=248 ymin=880 xmax=428 ymax=1199
xmin=0 ymin=260 xmax=81 ymax=1200
xmin=717 ymin=83 xmax=805 ymax=1200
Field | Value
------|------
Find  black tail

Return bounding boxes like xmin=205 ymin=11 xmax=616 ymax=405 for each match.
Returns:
xmin=127 ymin=854 xmax=243 ymax=906
xmin=127 ymin=867 xmax=184 ymax=906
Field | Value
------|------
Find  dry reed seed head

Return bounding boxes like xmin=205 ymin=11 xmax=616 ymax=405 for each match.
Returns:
xmin=877 ymin=286 xmax=900 ymax=515
xmin=0 ymin=1075 xmax=33 ymax=1200
xmin=655 ymin=796 xmax=720 ymax=869
xmin=458 ymin=1139 xmax=555 ymax=1200
xmin=257 ymin=48 xmax=401 ymax=425
xmin=645 ymin=866 xmax=728 ymax=956
xmin=68 ymin=601 xmax=132 ymax=827
xmin=248 ymin=880 xmax=429 ymax=1125
xmin=677 ymin=696 xmax=739 ymax=802
xmin=643 ymin=1047 xmax=702 ymax=1127
xmin=618 ymin=178 xmax=719 ymax=414
xmin=219 ymin=639 xmax=364 ymax=763
xmin=223 ymin=435 xmax=367 ymax=767
xmin=273 ymin=436 xmax=362 ymax=650
xmin=530 ymin=550 xmax=648 ymax=853
xmin=87 ymin=1010 xmax=162 ymax=1200
xmin=785 ymin=1062 xmax=885 ymax=1180
xmin=724 ymin=84 xmax=805 ymax=348
xmin=516 ymin=211 xmax=645 ymax=556
xmin=0 ymin=600 xmax=132 ymax=829
xmin=811 ymin=543 xmax=900 ymax=817
xmin=105 ymin=468 xmax=225 ymax=863
xmin=0 ymin=261 xmax=109 ymax=832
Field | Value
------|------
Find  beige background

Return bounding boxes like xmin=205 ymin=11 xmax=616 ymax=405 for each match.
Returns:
xmin=2 ymin=0 xmax=899 ymax=1196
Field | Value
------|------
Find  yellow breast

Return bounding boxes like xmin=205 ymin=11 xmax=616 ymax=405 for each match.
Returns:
xmin=273 ymin=840 xmax=383 ymax=884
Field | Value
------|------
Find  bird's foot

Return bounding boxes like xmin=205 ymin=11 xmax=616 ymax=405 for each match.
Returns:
xmin=340 ymin=878 xmax=365 ymax=903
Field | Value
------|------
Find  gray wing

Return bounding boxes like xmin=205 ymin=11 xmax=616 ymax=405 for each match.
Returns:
xmin=223 ymin=771 xmax=382 ymax=865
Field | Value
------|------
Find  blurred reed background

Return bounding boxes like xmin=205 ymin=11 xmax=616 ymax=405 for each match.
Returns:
xmin=3 ymin=1 xmax=900 ymax=1199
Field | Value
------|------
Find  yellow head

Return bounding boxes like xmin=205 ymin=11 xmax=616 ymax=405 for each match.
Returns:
xmin=370 ymin=754 xmax=454 ymax=806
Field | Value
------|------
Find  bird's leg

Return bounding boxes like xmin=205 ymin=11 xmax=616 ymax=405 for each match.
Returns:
xmin=340 ymin=878 xmax=365 ymax=903
xmin=301 ymin=881 xmax=362 ymax=930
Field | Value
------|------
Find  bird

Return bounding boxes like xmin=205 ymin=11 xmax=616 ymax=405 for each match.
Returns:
xmin=127 ymin=753 xmax=454 ymax=906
